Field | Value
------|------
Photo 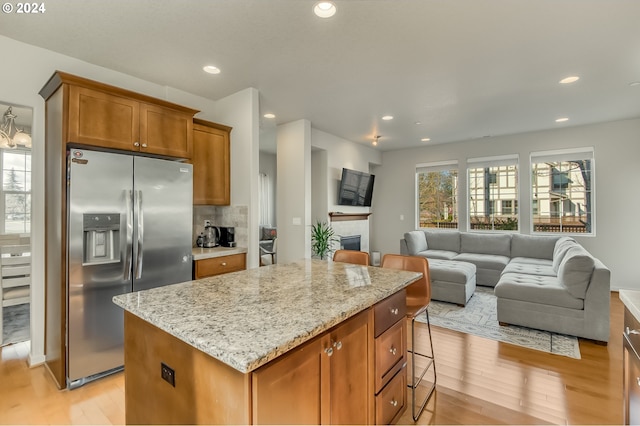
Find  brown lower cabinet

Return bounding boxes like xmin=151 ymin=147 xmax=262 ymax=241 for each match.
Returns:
xmin=193 ymin=253 xmax=246 ymax=279
xmin=123 ymin=290 xmax=407 ymax=425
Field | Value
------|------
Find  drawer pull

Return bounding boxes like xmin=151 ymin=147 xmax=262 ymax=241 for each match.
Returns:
xmin=390 ymin=308 xmax=399 ymax=315
xmin=390 ymin=399 xmax=398 ymax=407
xmin=627 ymin=327 xmax=640 ymax=336
xmin=637 ymin=377 xmax=640 ymax=387
xmin=324 ymin=347 xmax=334 ymax=357
xmin=221 ymin=262 xmax=227 ymax=266
xmin=389 ymin=346 xmax=397 ymax=356
xmin=333 ymin=341 xmax=343 ymax=350
xmin=134 ymin=141 xmax=140 ymax=147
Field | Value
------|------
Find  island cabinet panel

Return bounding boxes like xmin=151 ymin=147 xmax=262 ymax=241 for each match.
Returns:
xmin=193 ymin=253 xmax=246 ymax=279
xmin=124 ymin=312 xmax=251 ymax=425
xmin=192 ymin=119 xmax=231 ymax=205
xmin=252 ymin=309 xmax=372 ymax=425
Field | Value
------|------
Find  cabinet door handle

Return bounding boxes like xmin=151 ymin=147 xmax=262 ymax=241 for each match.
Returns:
xmin=134 ymin=141 xmax=140 ymax=147
xmin=333 ymin=341 xmax=343 ymax=350
xmin=141 ymin=143 xmax=148 ymax=148
xmin=390 ymin=308 xmax=399 ymax=315
xmin=221 ymin=262 xmax=227 ymax=266
xmin=390 ymin=399 xmax=398 ymax=407
xmin=389 ymin=346 xmax=397 ymax=356
xmin=637 ymin=377 xmax=640 ymax=387
xmin=324 ymin=347 xmax=334 ymax=357
xmin=627 ymin=327 xmax=640 ymax=336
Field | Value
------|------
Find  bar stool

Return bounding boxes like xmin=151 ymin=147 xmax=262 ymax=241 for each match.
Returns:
xmin=381 ymin=254 xmax=436 ymax=421
xmin=333 ymin=249 xmax=370 ymax=266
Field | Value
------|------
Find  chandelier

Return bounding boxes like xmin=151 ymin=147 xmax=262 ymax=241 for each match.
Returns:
xmin=0 ymin=106 xmax=32 ymax=149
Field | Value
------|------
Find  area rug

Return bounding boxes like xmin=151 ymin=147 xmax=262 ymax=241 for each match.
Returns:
xmin=418 ymin=286 xmax=581 ymax=359
xmin=2 ymin=304 xmax=30 ymax=346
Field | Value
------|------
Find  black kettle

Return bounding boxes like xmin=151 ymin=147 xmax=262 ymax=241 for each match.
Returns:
xmin=203 ymin=225 xmax=220 ymax=248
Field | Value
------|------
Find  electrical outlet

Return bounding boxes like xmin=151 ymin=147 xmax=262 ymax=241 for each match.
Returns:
xmin=161 ymin=362 xmax=175 ymax=387
xmin=204 ymin=220 xmax=211 ymax=227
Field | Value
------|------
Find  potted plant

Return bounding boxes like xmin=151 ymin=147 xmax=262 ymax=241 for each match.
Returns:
xmin=311 ymin=221 xmax=339 ymax=260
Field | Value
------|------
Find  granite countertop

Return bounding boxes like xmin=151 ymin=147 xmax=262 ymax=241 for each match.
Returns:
xmin=620 ymin=290 xmax=640 ymax=321
xmin=113 ymin=259 xmax=420 ymax=373
xmin=192 ymin=246 xmax=247 ymax=260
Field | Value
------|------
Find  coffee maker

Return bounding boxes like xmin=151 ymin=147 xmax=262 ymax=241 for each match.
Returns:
xmin=219 ymin=227 xmax=236 ymax=248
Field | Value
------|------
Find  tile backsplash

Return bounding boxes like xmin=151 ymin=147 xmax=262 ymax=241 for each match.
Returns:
xmin=193 ymin=205 xmax=248 ymax=248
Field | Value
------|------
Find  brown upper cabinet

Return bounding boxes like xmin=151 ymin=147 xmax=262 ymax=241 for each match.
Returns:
xmin=193 ymin=119 xmax=231 ymax=205
xmin=41 ymin=71 xmax=198 ymax=159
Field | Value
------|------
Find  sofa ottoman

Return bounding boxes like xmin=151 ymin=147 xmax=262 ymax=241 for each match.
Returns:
xmin=428 ymin=259 xmax=476 ymax=306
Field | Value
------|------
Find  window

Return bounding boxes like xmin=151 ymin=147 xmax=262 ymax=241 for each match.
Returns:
xmin=468 ymin=155 xmax=519 ymax=231
xmin=416 ymin=162 xmax=458 ymax=229
xmin=531 ymin=148 xmax=594 ymax=234
xmin=1 ymin=149 xmax=31 ymax=234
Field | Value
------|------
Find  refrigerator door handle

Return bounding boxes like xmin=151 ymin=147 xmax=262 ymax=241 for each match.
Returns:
xmin=124 ymin=190 xmax=134 ymax=280
xmin=135 ymin=190 xmax=144 ymax=279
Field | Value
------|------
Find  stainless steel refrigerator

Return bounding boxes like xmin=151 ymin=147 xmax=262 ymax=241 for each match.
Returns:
xmin=67 ymin=149 xmax=193 ymax=388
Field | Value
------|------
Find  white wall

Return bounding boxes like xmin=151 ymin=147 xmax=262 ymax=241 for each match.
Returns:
xmin=259 ymin=151 xmax=277 ymax=227
xmin=0 ymin=35 xmax=258 ymax=365
xmin=209 ymin=88 xmax=261 ymax=268
xmin=276 ymin=120 xmax=311 ymax=263
xmin=311 ymin=149 xmax=329 ymax=224
xmin=371 ymin=117 xmax=640 ymax=291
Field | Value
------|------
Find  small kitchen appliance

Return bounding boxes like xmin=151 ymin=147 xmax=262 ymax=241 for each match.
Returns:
xmin=219 ymin=227 xmax=236 ymax=247
xmin=203 ymin=224 xmax=220 ymax=248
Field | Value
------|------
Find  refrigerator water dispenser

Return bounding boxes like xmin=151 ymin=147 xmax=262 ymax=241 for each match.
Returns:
xmin=83 ymin=213 xmax=120 ymax=265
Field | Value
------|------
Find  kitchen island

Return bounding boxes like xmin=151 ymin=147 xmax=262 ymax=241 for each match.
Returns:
xmin=113 ymin=259 xmax=421 ymax=425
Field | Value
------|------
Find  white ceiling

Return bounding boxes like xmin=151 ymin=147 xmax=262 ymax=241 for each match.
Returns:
xmin=1 ymin=0 xmax=639 ymax=152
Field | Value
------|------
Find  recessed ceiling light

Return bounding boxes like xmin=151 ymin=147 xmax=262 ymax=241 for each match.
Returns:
xmin=421 ymin=138 xmax=431 ymax=142
xmin=559 ymin=76 xmax=580 ymax=84
xmin=555 ymin=117 xmax=569 ymax=123
xmin=263 ymin=113 xmax=275 ymax=119
xmin=415 ymin=121 xmax=422 ymax=125
xmin=313 ymin=1 xmax=336 ymax=18
xmin=630 ymin=81 xmax=640 ymax=87
xmin=203 ymin=65 xmax=221 ymax=74
xmin=382 ymin=115 xmax=394 ymax=121
xmin=372 ymin=135 xmax=380 ymax=146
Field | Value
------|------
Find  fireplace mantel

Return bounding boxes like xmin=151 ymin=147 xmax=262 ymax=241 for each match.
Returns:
xmin=329 ymin=212 xmax=372 ymax=222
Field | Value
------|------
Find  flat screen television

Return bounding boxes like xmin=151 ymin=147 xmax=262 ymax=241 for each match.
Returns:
xmin=337 ymin=168 xmax=375 ymax=206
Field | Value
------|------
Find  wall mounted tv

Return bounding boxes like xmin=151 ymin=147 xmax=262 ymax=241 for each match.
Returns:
xmin=337 ymin=168 xmax=375 ymax=207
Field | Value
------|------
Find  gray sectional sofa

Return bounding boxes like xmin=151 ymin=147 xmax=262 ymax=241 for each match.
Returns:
xmin=400 ymin=230 xmax=610 ymax=343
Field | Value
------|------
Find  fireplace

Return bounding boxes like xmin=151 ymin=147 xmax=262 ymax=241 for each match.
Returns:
xmin=340 ymin=235 xmax=361 ymax=251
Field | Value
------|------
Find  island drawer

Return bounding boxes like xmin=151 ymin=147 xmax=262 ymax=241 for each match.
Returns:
xmin=375 ymin=318 xmax=406 ymax=393
xmin=374 ymin=289 xmax=407 ymax=337
xmin=375 ymin=368 xmax=406 ymax=425
xmin=194 ymin=253 xmax=246 ymax=279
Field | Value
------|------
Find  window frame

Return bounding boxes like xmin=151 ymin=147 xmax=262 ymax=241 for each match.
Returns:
xmin=529 ymin=147 xmax=595 ymax=236
xmin=466 ymin=154 xmax=520 ymax=232
xmin=415 ymin=160 xmax=459 ymax=230
xmin=0 ymin=147 xmax=31 ymax=234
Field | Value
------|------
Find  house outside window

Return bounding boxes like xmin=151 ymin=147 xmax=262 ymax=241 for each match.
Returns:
xmin=467 ymin=155 xmax=519 ymax=231
xmin=531 ymin=148 xmax=594 ymax=234
xmin=416 ymin=161 xmax=458 ymax=229
xmin=1 ymin=149 xmax=31 ymax=234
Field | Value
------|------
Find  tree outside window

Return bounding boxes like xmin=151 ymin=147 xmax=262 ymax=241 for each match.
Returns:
xmin=417 ymin=166 xmax=458 ymax=229
xmin=2 ymin=150 xmax=31 ymax=234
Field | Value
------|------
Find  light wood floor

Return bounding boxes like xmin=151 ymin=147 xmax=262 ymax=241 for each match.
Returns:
xmin=0 ymin=293 xmax=623 ymax=425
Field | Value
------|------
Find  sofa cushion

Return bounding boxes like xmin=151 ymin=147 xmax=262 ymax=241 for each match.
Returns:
xmin=424 ymin=230 xmax=460 ymax=252
xmin=417 ymin=249 xmax=458 ymax=260
xmin=510 ymin=234 xmax=559 ymax=260
xmin=495 ymin=273 xmax=584 ymax=309
xmin=509 ymin=257 xmax=553 ymax=267
xmin=552 ymin=237 xmax=578 ymax=272
xmin=558 ymin=246 xmax=594 ymax=299
xmin=460 ymin=232 xmax=511 ymax=257
xmin=453 ymin=252 xmax=510 ymax=270
xmin=502 ymin=261 xmax=556 ymax=277
xmin=404 ymin=231 xmax=427 ymax=254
